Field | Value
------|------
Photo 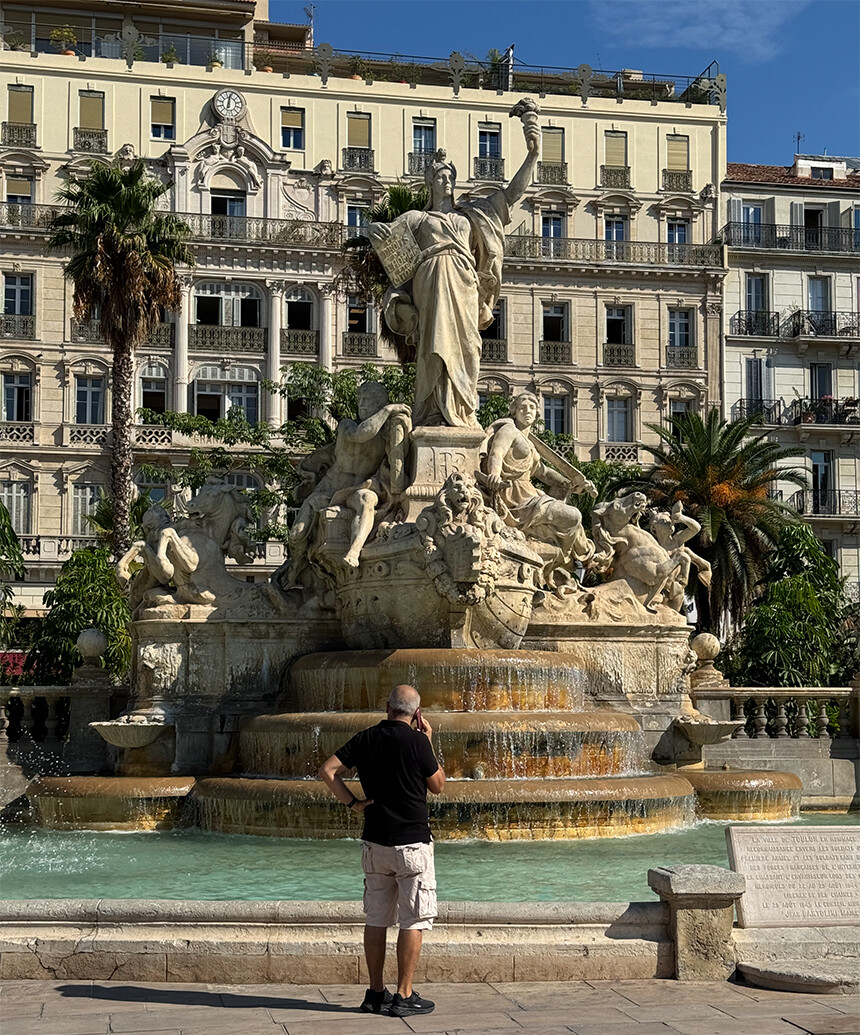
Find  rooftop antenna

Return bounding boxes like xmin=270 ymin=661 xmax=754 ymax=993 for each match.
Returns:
xmin=304 ymin=4 xmax=315 ymax=27
xmin=795 ymin=130 xmax=804 ymax=155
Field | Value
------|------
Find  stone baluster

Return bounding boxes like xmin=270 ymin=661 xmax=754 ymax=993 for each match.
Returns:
xmin=732 ymin=695 xmax=748 ymax=737
xmin=796 ymin=700 xmax=810 ymax=738
xmin=774 ymin=700 xmax=788 ymax=738
xmin=0 ymin=693 xmax=8 ymax=748
xmin=43 ymin=695 xmax=64 ymax=745
xmin=817 ymin=699 xmax=831 ymax=739
xmin=837 ymin=698 xmax=851 ymax=738
xmin=753 ymin=697 xmax=768 ymax=739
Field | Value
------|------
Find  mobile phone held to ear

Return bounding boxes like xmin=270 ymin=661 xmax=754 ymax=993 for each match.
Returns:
xmin=414 ymin=707 xmax=425 ymax=732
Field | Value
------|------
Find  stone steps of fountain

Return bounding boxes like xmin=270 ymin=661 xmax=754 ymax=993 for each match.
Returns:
xmin=192 ymin=773 xmax=697 ymax=840
xmin=239 ymin=710 xmax=644 ymax=780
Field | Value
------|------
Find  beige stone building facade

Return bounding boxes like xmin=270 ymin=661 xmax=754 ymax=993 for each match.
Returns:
xmin=722 ymin=156 xmax=860 ymax=598
xmin=0 ymin=0 xmax=728 ymax=609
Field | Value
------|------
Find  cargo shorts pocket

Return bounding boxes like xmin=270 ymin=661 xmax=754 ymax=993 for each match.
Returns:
xmin=415 ymin=879 xmax=437 ymax=921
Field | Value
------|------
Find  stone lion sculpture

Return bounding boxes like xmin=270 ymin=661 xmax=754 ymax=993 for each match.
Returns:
xmin=119 ymin=480 xmax=257 ymax=614
xmin=591 ymin=491 xmax=686 ymax=613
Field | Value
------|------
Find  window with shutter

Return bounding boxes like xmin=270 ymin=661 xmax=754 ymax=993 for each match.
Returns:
xmin=5 ymin=177 xmax=32 ymax=204
xmin=79 ymin=92 xmax=104 ymax=130
xmin=605 ymin=131 xmax=627 ymax=166
xmin=347 ymin=113 xmax=370 ymax=149
xmin=607 ymin=398 xmax=631 ymax=442
xmin=72 ymin=483 xmax=101 ymax=536
xmin=745 ymin=357 xmax=763 ymax=402
xmin=0 ymin=481 xmax=31 ymax=534
xmin=7 ymin=86 xmax=33 ymax=124
xmin=666 ymin=135 xmax=689 ymax=170
xmin=541 ymin=128 xmax=563 ymax=163
xmin=281 ymin=108 xmax=304 ymax=149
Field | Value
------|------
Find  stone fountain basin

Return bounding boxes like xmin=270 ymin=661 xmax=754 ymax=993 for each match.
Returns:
xmin=90 ymin=720 xmax=173 ymax=748
xmin=672 ymin=717 xmax=743 ymax=746
xmin=27 ymin=776 xmax=196 ymax=832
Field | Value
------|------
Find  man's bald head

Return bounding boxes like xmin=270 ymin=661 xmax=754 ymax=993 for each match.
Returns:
xmin=387 ymin=684 xmax=420 ymax=719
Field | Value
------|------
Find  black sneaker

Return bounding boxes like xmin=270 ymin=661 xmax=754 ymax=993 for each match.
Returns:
xmin=359 ymin=987 xmax=393 ymax=1013
xmin=389 ymin=991 xmax=435 ymax=1017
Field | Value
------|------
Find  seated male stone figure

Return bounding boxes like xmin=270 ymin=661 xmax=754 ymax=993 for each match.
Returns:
xmin=480 ymin=391 xmax=597 ymax=586
xmin=287 ymin=382 xmax=411 ymax=582
xmin=650 ymin=502 xmax=712 ymax=612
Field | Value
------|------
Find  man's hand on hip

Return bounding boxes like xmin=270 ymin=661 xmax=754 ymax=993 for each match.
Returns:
xmin=351 ymin=798 xmax=374 ymax=812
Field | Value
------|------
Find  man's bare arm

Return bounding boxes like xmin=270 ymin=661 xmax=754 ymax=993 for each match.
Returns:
xmin=318 ymin=754 xmax=373 ymax=811
xmin=341 ymin=404 xmax=411 ymax=445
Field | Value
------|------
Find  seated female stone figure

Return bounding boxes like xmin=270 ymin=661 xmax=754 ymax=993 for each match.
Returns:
xmin=480 ymin=391 xmax=597 ymax=587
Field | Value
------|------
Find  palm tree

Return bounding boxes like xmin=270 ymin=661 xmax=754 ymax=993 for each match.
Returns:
xmin=47 ymin=161 xmax=193 ymax=556
xmin=622 ymin=408 xmax=807 ymax=634
xmin=84 ymin=488 xmax=168 ymax=551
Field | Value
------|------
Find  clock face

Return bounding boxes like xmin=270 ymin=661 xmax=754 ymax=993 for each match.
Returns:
xmin=214 ymin=90 xmax=244 ymax=121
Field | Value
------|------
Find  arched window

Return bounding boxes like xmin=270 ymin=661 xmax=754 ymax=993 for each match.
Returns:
xmin=285 ymin=287 xmax=314 ymax=330
xmin=139 ymin=361 xmax=169 ymax=413
xmin=193 ymin=282 xmax=264 ymax=329
xmin=193 ymin=365 xmax=260 ymax=424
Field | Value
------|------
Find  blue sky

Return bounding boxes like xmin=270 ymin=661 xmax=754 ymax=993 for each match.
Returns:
xmin=269 ymin=0 xmax=860 ymax=165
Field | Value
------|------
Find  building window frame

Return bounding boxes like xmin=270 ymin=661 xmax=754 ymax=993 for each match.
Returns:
xmin=281 ymin=107 xmax=305 ymax=149
xmin=3 ymin=372 xmax=31 ymax=422
xmin=668 ymin=308 xmax=694 ymax=350
xmin=150 ymin=97 xmax=176 ymax=140
xmin=3 ymin=274 xmax=32 ymax=316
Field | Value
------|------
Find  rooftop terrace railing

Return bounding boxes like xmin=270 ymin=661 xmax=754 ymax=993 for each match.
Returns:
xmin=720 ymin=222 xmax=860 ymax=254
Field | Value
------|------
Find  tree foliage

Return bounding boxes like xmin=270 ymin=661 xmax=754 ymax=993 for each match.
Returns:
xmin=27 ymin=548 xmax=131 ymax=684
xmin=84 ymin=489 xmax=168 ymax=551
xmin=47 ymin=160 xmax=194 ymax=556
xmin=720 ymin=522 xmax=858 ymax=687
xmin=616 ymin=408 xmax=807 ymax=633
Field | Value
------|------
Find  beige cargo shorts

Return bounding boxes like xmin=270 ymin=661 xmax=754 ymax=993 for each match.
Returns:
xmin=361 ymin=840 xmax=437 ymax=930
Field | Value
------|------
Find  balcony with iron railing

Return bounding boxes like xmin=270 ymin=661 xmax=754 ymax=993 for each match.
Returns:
xmin=73 ymin=127 xmax=108 ymax=153
xmin=665 ymin=346 xmax=698 ymax=369
xmin=781 ymin=397 xmax=860 ymax=428
xmin=280 ymin=329 xmax=319 ymax=356
xmin=787 ymin=310 xmax=860 ymax=339
xmin=720 ymin=222 xmax=860 ymax=254
xmin=537 ymin=162 xmax=567 ymax=185
xmin=505 ymin=235 xmax=722 ymax=267
xmin=662 ymin=169 xmax=693 ymax=192
xmin=407 ymin=152 xmax=435 ymax=176
xmin=603 ymin=343 xmax=636 ymax=366
xmin=601 ymin=165 xmax=631 ymax=189
xmin=730 ymin=399 xmax=783 ymax=424
xmin=341 ymin=147 xmax=374 ymax=173
xmin=71 ymin=318 xmax=175 ymax=347
xmin=0 ymin=315 xmax=35 ymax=340
xmin=189 ymin=325 xmax=267 ymax=351
xmin=1 ymin=122 xmax=36 ymax=147
xmin=539 ymin=340 xmax=572 ymax=364
xmin=480 ymin=339 xmax=507 ymax=363
xmin=181 ymin=212 xmax=345 ymax=249
xmin=729 ymin=310 xmax=780 ymax=336
xmin=789 ymin=490 xmax=860 ymax=518
xmin=342 ymin=331 xmax=377 ymax=357
xmin=474 ymin=156 xmax=505 ymax=181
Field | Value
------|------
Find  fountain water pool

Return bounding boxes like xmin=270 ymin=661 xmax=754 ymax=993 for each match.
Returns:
xmin=1 ymin=814 xmax=854 ymax=903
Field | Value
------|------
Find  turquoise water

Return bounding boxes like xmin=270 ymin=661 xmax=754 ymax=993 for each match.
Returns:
xmin=1 ymin=813 xmax=855 ymax=902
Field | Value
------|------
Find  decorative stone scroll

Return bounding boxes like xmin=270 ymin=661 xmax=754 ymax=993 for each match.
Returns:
xmin=726 ymin=826 xmax=860 ymax=928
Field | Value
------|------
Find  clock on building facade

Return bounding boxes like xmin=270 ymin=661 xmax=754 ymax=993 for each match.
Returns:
xmin=213 ymin=89 xmax=245 ymax=122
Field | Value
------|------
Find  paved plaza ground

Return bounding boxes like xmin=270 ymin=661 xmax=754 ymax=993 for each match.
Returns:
xmin=1 ymin=979 xmax=858 ymax=1035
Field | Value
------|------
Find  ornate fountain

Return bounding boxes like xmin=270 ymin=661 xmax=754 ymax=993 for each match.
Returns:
xmin=28 ymin=102 xmax=801 ymax=836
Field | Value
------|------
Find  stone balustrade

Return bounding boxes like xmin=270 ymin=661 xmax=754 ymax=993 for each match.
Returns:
xmin=692 ymin=687 xmax=857 ymax=740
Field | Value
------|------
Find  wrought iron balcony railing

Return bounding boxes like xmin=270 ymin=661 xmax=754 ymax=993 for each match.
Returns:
xmin=603 ymin=343 xmax=636 ymax=366
xmin=665 ymin=346 xmax=698 ymax=368
xmin=600 ymin=165 xmax=630 ymax=189
xmin=341 ymin=147 xmax=374 ymax=173
xmin=181 ymin=212 xmax=345 ymax=249
xmin=280 ymin=329 xmax=319 ymax=355
xmin=787 ymin=310 xmax=860 ymax=339
xmin=789 ymin=490 xmax=860 ymax=518
xmin=70 ymin=318 xmax=175 ymax=347
xmin=0 ymin=202 xmax=62 ymax=230
xmin=782 ymin=397 xmax=860 ymax=427
xmin=730 ymin=399 xmax=782 ymax=424
xmin=0 ymin=314 xmax=35 ymax=340
xmin=1 ymin=122 xmax=37 ymax=147
xmin=189 ymin=325 xmax=266 ymax=351
xmin=729 ymin=310 xmax=780 ymax=336
xmin=505 ymin=235 xmax=722 ymax=267
xmin=73 ymin=127 xmax=108 ymax=153
xmin=720 ymin=222 xmax=860 ymax=253
xmin=480 ymin=338 xmax=507 ymax=363
xmin=539 ymin=340 xmax=572 ymax=364
xmin=407 ymin=151 xmax=435 ymax=176
xmin=662 ymin=169 xmax=693 ymax=192
xmin=537 ymin=161 xmax=568 ymax=185
xmin=342 ymin=331 xmax=377 ymax=357
xmin=474 ymin=156 xmax=505 ymax=181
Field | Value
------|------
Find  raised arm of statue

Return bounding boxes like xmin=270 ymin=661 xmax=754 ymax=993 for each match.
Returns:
xmin=341 ymin=402 xmax=412 ymax=445
xmin=504 ymin=98 xmax=540 ymax=207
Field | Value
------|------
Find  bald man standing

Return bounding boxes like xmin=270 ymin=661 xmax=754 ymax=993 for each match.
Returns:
xmin=319 ymin=684 xmax=445 ymax=1017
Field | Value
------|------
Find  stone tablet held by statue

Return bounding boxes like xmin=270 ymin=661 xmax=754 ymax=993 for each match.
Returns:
xmin=372 ymin=220 xmax=422 ymax=288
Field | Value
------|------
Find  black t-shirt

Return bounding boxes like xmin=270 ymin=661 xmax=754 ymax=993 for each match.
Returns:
xmin=335 ymin=719 xmax=439 ymax=847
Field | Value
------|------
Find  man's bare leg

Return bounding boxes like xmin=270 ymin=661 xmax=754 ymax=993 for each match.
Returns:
xmin=364 ymin=925 xmax=387 ymax=992
xmin=395 ymin=928 xmax=422 ymax=998
xmin=343 ymin=489 xmax=378 ymax=568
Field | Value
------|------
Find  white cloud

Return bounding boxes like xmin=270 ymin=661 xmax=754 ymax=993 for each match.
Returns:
xmin=586 ymin=0 xmax=810 ymax=63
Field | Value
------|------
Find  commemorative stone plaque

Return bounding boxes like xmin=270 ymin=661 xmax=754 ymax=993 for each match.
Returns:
xmin=726 ymin=826 xmax=860 ymax=928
